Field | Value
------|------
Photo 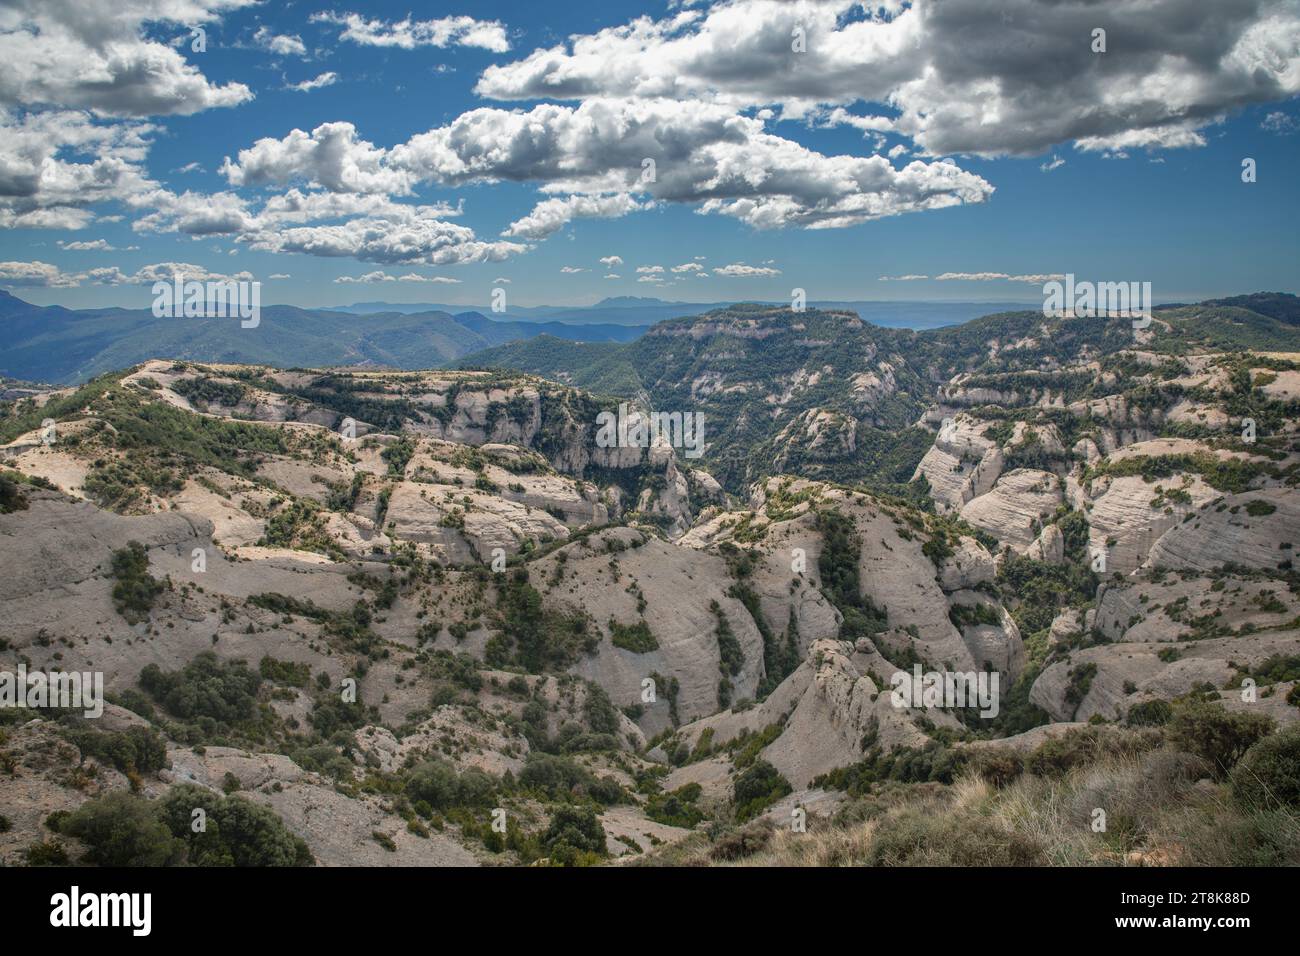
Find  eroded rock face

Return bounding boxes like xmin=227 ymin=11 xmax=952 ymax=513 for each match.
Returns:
xmin=913 ymin=415 xmax=1004 ymax=513
xmin=535 ymin=529 xmax=766 ymax=734
xmin=960 ymin=469 xmax=1063 ymax=551
xmin=1147 ymin=489 xmax=1300 ymax=572
xmin=4 ymin=325 xmax=1299 ymax=867
xmin=938 ymin=537 xmax=997 ymax=591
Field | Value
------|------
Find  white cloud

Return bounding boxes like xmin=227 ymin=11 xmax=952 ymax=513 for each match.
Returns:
xmin=289 ymin=72 xmax=338 ymax=93
xmin=599 ymin=255 xmax=623 ymax=267
xmin=333 ymin=271 xmax=461 ymax=284
xmin=244 ymin=216 xmax=526 ymax=267
xmin=504 ymin=193 xmax=647 ymax=239
xmin=57 ymin=238 xmax=114 ymax=251
xmin=560 ymin=266 xmax=585 ymax=273
xmin=475 ymin=0 xmax=1300 ymax=158
xmin=0 ymin=260 xmax=80 ymax=287
xmin=636 ymin=265 xmax=664 ymax=274
xmin=255 ymin=26 xmax=307 ymax=57
xmin=222 ymin=121 xmax=415 ymax=195
xmin=0 ymin=110 xmax=160 ymax=230
xmin=334 ymin=271 xmax=396 ymax=284
xmin=0 ymin=0 xmax=254 ymax=118
xmin=312 ymin=12 xmax=510 ymax=53
xmin=671 ymin=262 xmax=703 ymax=273
xmin=1041 ymin=155 xmax=1065 ymax=172
xmin=5 ymin=259 xmax=261 ymax=288
xmin=713 ymin=262 xmax=780 ymax=277
xmin=1262 ymin=110 xmax=1298 ymax=134
xmin=934 ymin=272 xmax=1065 ymax=283
xmin=221 ymin=100 xmax=993 ymax=232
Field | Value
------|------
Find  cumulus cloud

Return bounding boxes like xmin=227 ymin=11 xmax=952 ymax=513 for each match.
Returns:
xmin=312 ymin=12 xmax=510 ymax=53
xmin=0 ymin=109 xmax=161 ymax=229
xmin=599 ymin=255 xmax=623 ymax=267
xmin=713 ymin=262 xmax=780 ymax=277
xmin=222 ymin=121 xmax=414 ymax=195
xmin=474 ymin=0 xmax=1300 ymax=157
xmin=934 ymin=271 xmax=1065 ymax=283
xmin=222 ymin=101 xmax=994 ymax=232
xmin=0 ymin=259 xmax=80 ymax=287
xmin=0 ymin=0 xmax=254 ymax=117
xmin=57 ymin=239 xmax=115 ymax=251
xmin=254 ymin=26 xmax=307 ymax=57
xmin=333 ymin=271 xmax=462 ymax=284
xmin=289 ymin=72 xmax=338 ymax=93
xmin=636 ymin=265 xmax=664 ymax=274
xmin=560 ymin=266 xmax=585 ymax=273
xmin=671 ymin=262 xmax=703 ymax=273
xmin=503 ymin=193 xmax=647 ymax=239
xmin=0 ymin=259 xmax=259 ymax=288
xmin=245 ymin=217 xmax=525 ymax=267
xmin=1262 ymin=111 xmax=1298 ymax=134
xmin=881 ymin=271 xmax=1065 ymax=283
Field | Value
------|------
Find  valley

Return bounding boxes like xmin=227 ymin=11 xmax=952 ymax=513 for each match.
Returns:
xmin=2 ymin=294 xmax=1299 ymax=867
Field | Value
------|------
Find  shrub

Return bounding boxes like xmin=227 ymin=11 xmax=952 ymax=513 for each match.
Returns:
xmin=156 ymin=785 xmax=312 ymax=866
xmin=1231 ymin=730 xmax=1300 ymax=811
xmin=518 ymin=753 xmax=595 ymax=799
xmin=645 ymin=783 xmax=704 ymax=828
xmin=733 ymin=759 xmax=793 ymax=822
xmin=109 ymin=541 xmax=164 ymax=623
xmin=1125 ymin=699 xmax=1173 ymax=727
xmin=406 ymin=760 xmax=499 ymax=811
xmin=710 ymin=821 xmax=774 ymax=861
xmin=0 ymin=472 xmax=29 ymax=514
xmin=61 ymin=725 xmax=168 ymax=776
xmin=968 ymin=747 xmax=1024 ymax=788
xmin=1026 ymin=727 xmax=1157 ymax=777
xmin=58 ymin=792 xmax=184 ymax=866
xmin=405 ymin=760 xmax=461 ymax=810
xmin=609 ymin=619 xmax=659 ymax=653
xmin=1168 ymin=703 xmax=1274 ymax=777
xmin=139 ymin=652 xmax=262 ymax=725
xmin=865 ymin=807 xmax=1045 ymax=866
xmin=542 ymin=805 xmax=607 ymax=864
xmin=24 ymin=841 xmax=71 ymax=866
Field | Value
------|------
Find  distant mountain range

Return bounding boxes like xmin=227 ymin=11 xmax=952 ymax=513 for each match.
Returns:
xmin=330 ymin=297 xmax=1040 ymax=329
xmin=12 ymin=288 xmax=1293 ymax=389
xmin=0 ymin=290 xmax=650 ymax=385
xmin=0 ymin=290 xmax=1046 ymax=385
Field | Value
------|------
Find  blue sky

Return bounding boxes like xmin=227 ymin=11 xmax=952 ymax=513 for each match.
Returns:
xmin=2 ymin=0 xmax=1298 ymax=310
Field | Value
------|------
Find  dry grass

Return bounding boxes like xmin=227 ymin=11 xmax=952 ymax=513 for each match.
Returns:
xmin=638 ymin=745 xmax=1300 ymax=867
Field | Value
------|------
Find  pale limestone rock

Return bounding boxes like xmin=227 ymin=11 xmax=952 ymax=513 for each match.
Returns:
xmin=1026 ymin=522 xmax=1065 ymax=564
xmin=937 ymin=536 xmax=996 ymax=591
xmin=960 ymin=468 xmax=1062 ymax=551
